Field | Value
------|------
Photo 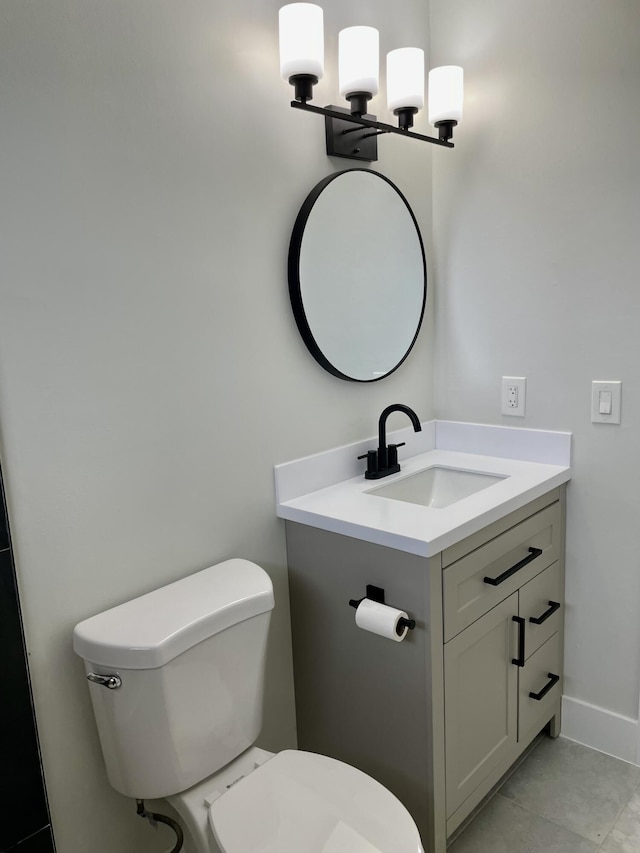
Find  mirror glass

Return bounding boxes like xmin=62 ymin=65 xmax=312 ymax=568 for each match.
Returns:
xmin=288 ymin=169 xmax=426 ymax=382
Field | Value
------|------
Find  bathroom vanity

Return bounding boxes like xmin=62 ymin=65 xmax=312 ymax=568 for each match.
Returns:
xmin=276 ymin=421 xmax=571 ymax=853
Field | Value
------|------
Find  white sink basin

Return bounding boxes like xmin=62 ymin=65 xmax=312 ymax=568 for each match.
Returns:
xmin=366 ymin=465 xmax=506 ymax=509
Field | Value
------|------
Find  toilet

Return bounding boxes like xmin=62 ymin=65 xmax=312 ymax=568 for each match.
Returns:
xmin=73 ymin=559 xmax=424 ymax=853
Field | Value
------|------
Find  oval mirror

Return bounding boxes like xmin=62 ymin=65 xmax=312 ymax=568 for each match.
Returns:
xmin=288 ymin=169 xmax=426 ymax=382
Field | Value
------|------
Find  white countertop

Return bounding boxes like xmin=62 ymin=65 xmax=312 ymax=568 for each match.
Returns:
xmin=275 ymin=421 xmax=571 ymax=557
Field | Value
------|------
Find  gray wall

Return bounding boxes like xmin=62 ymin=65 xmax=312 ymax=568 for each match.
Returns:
xmin=0 ymin=1 xmax=433 ymax=851
xmin=430 ymin=0 xmax=640 ymax=727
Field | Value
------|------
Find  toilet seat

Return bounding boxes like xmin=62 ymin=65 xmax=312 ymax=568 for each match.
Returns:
xmin=208 ymin=749 xmax=424 ymax=853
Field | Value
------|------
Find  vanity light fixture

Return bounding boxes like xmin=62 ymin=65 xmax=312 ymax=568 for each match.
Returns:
xmin=278 ymin=3 xmax=463 ymax=162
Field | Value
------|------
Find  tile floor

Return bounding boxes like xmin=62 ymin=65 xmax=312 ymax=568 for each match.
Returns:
xmin=449 ymin=736 xmax=640 ymax=852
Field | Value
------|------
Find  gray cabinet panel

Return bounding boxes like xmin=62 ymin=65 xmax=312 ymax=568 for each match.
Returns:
xmin=286 ymin=523 xmax=440 ymax=846
xmin=444 ymin=593 xmax=518 ymax=816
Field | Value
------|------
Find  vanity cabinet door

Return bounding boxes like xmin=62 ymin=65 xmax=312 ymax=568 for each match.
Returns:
xmin=444 ymin=593 xmax=518 ymax=817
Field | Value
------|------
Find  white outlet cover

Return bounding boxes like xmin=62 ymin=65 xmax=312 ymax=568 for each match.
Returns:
xmin=501 ymin=376 xmax=526 ymax=417
xmin=591 ymin=380 xmax=621 ymax=424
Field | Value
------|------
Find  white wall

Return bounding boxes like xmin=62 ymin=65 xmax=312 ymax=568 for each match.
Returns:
xmin=9 ymin=0 xmax=636 ymax=846
xmin=430 ymin=0 xmax=640 ymax=759
xmin=0 ymin=2 xmax=433 ymax=851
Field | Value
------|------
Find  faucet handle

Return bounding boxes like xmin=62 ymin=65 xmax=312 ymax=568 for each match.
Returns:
xmin=387 ymin=442 xmax=406 ymax=466
xmin=357 ymin=449 xmax=378 ymax=475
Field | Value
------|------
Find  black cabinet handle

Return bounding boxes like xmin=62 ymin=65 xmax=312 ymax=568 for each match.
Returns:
xmin=484 ymin=547 xmax=543 ymax=587
xmin=512 ymin=616 xmax=525 ymax=667
xmin=529 ymin=600 xmax=561 ymax=625
xmin=529 ymin=672 xmax=560 ymax=701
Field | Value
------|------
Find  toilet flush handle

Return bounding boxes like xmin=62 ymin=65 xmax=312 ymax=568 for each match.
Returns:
xmin=87 ymin=672 xmax=122 ymax=690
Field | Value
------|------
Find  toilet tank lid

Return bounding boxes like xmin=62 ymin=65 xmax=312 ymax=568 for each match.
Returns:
xmin=72 ymin=559 xmax=274 ymax=670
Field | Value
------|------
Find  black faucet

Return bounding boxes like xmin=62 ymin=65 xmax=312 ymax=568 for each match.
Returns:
xmin=358 ymin=404 xmax=422 ymax=480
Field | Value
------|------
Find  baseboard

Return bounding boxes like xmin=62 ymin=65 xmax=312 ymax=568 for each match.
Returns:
xmin=561 ymin=694 xmax=639 ymax=766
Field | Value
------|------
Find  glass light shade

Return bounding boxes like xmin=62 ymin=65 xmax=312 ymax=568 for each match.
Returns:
xmin=386 ymin=48 xmax=425 ymax=112
xmin=279 ymin=4 xmax=324 ymax=81
xmin=428 ymin=65 xmax=464 ymax=125
xmin=339 ymin=26 xmax=379 ymax=98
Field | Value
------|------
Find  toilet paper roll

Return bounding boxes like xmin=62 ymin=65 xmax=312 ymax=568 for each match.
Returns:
xmin=354 ymin=598 xmax=409 ymax=642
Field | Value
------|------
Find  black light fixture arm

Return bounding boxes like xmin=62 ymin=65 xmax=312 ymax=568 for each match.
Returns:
xmin=291 ymin=100 xmax=454 ymax=149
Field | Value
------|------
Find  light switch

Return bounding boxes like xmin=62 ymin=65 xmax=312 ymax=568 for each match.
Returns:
xmin=591 ymin=380 xmax=621 ymax=424
xmin=598 ymin=391 xmax=612 ymax=415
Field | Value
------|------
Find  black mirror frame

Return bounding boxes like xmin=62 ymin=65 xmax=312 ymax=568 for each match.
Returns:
xmin=287 ymin=168 xmax=427 ymax=383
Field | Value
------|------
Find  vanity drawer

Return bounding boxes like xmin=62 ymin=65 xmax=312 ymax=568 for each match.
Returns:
xmin=520 ymin=561 xmax=562 ymax=660
xmin=518 ymin=632 xmax=561 ymax=741
xmin=443 ymin=501 xmax=561 ymax=642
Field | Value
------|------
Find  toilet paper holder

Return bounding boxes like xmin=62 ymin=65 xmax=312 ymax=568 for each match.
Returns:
xmin=348 ymin=584 xmax=416 ymax=632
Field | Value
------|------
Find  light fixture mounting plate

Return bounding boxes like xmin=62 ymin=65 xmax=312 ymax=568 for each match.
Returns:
xmin=324 ymin=105 xmax=378 ymax=162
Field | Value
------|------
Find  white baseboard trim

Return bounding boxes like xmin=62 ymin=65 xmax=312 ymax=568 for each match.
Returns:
xmin=561 ymin=694 xmax=639 ymax=766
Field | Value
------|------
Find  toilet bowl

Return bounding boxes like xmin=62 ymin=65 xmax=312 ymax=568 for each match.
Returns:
xmin=73 ymin=559 xmax=424 ymax=853
xmin=166 ymin=746 xmax=423 ymax=853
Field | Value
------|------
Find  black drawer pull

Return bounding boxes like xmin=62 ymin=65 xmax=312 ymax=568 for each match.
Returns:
xmin=529 ymin=600 xmax=561 ymax=625
xmin=529 ymin=672 xmax=560 ymax=701
xmin=484 ymin=547 xmax=543 ymax=587
xmin=512 ymin=616 xmax=525 ymax=667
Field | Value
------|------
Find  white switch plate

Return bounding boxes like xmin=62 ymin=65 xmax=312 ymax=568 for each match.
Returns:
xmin=501 ymin=376 xmax=526 ymax=417
xmin=591 ymin=380 xmax=621 ymax=424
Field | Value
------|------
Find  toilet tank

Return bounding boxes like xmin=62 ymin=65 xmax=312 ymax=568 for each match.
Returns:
xmin=73 ymin=559 xmax=274 ymax=800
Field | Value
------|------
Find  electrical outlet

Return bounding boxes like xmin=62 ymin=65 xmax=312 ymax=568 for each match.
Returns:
xmin=501 ymin=376 xmax=526 ymax=417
